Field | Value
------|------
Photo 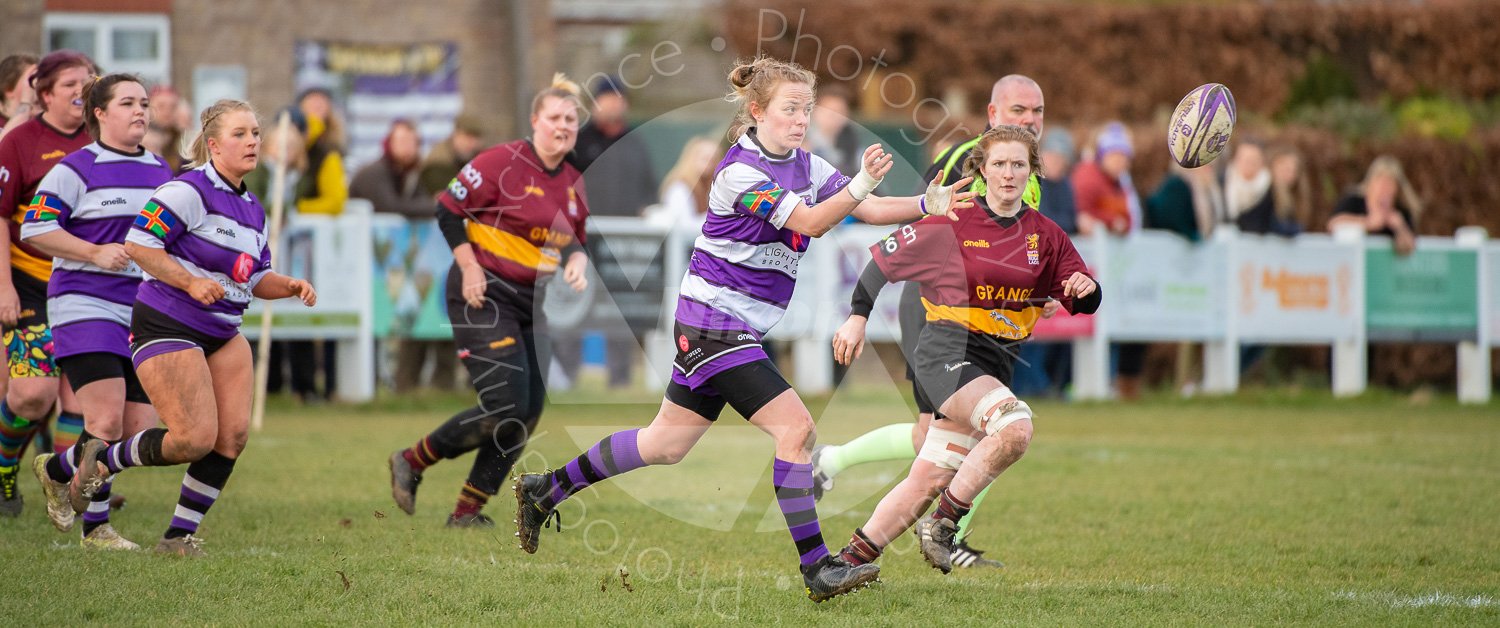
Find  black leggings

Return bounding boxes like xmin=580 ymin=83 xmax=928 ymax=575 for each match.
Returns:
xmin=423 ymin=327 xmax=548 ymax=496
xmin=425 ymin=263 xmax=550 ymax=496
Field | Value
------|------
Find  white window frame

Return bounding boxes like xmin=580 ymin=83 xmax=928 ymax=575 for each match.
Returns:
xmin=41 ymin=13 xmax=171 ymax=87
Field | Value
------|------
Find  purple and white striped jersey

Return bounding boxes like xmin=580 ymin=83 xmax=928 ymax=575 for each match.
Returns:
xmin=21 ymin=143 xmax=172 ymax=358
xmin=675 ymin=131 xmax=851 ymax=336
xmin=126 ymin=163 xmax=272 ymax=339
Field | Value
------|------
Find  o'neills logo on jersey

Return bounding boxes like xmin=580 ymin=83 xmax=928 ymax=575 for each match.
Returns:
xmin=678 ymin=334 xmax=690 ymax=352
xmin=962 ymin=240 xmax=990 ymax=248
xmin=40 ymin=150 xmax=66 ymax=161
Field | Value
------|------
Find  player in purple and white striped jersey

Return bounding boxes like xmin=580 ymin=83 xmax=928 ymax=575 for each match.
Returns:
xmin=22 ymin=74 xmax=170 ymax=549
xmin=68 ymin=100 xmax=317 ymax=557
xmin=515 ymin=57 xmax=975 ymax=603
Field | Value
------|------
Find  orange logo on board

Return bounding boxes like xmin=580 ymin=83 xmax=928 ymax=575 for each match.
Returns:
xmin=1261 ymin=267 xmax=1329 ymax=310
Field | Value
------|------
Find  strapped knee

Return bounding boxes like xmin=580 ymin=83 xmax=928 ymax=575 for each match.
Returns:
xmin=917 ymin=428 xmax=981 ymax=471
xmin=968 ymin=386 xmax=1034 ymax=437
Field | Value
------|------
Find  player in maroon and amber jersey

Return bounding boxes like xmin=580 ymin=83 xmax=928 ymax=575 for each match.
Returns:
xmin=830 ymin=126 xmax=1101 ymax=574
xmin=0 ymin=50 xmax=96 ymax=517
xmin=436 ymin=131 xmax=589 ymax=294
xmin=387 ymin=74 xmax=591 ymax=529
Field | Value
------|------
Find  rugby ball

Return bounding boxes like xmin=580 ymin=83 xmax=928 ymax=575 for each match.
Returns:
xmin=1167 ymin=83 xmax=1236 ymax=168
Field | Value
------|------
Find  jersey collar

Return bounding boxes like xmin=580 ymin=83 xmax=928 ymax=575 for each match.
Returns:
xmin=96 ymin=140 xmax=146 ymax=158
xmin=742 ymin=128 xmax=794 ymax=162
xmin=522 ymin=140 xmax=567 ymax=178
xmin=204 ymin=161 xmax=250 ymax=196
xmin=977 ymin=196 xmax=1025 ymax=229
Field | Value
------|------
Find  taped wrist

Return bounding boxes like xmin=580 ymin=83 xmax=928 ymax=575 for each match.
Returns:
xmin=923 ymin=178 xmax=955 ymax=216
xmin=847 ymin=169 xmax=882 ymax=201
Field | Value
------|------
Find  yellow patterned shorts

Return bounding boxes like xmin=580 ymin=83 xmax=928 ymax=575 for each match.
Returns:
xmin=3 ymin=323 xmax=58 ymax=379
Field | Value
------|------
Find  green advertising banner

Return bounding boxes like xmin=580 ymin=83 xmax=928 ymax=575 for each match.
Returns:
xmin=1365 ymin=247 xmax=1480 ymax=340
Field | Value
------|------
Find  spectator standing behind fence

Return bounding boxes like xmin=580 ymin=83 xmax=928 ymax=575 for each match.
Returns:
xmin=0 ymin=55 xmax=38 ymax=143
xmin=1037 ymin=127 xmax=1078 ymax=235
xmin=1145 ymin=161 xmax=1224 ymax=396
xmin=350 ymin=119 xmax=429 ymax=219
xmin=572 ymin=76 xmax=655 ymax=213
xmin=1236 ymin=145 xmax=1309 ymax=237
xmin=405 ymin=115 xmax=485 ymax=392
xmin=1147 ymin=162 xmax=1224 ymax=243
xmin=564 ymin=76 xmax=656 ymax=389
xmin=645 ymin=136 xmax=718 ymax=231
xmin=268 ymin=88 xmax=348 ymax=402
xmin=1328 ymin=155 xmax=1422 ymax=255
xmin=1223 ymin=140 xmax=1269 ymax=231
xmin=1233 ymin=144 xmax=1313 ymax=379
xmin=350 ymin=119 xmax=447 ymax=393
xmin=1072 ymin=122 xmax=1137 ymax=237
xmin=294 ymin=88 xmax=348 ymax=216
xmin=418 ymin=114 xmax=484 ymax=197
xmin=1072 ymin=122 xmax=1144 ymax=399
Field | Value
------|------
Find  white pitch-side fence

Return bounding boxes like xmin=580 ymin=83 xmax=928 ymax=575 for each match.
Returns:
xmin=250 ymin=206 xmax=1496 ymax=405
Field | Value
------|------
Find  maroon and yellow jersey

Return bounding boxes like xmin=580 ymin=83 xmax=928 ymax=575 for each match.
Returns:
xmin=439 ymin=139 xmax=590 ymax=287
xmin=871 ymin=201 xmax=1092 ymax=341
xmin=0 ymin=118 xmax=90 ymax=281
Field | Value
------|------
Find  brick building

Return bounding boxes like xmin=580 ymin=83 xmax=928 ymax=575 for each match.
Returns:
xmin=0 ymin=0 xmax=556 ymax=141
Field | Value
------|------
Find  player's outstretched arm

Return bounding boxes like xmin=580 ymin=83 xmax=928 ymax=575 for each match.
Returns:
xmin=851 ymin=174 xmax=976 ymax=226
xmin=784 ymin=143 xmax=892 ymax=237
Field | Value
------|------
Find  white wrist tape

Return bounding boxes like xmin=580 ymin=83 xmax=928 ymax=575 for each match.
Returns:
xmin=917 ymin=427 xmax=981 ymax=471
xmin=969 ymin=386 xmax=1034 ymax=436
xmin=923 ymin=178 xmax=955 ymax=217
xmin=847 ymin=169 xmax=882 ymax=201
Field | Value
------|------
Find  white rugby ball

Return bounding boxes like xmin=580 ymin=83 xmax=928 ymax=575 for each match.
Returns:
xmin=1167 ymin=83 xmax=1236 ymax=168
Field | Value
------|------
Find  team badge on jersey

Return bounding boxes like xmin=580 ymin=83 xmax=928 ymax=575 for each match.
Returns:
xmin=231 ymin=252 xmax=257 ymax=283
xmin=135 ymin=201 xmax=179 ymax=240
xmin=24 ymin=194 xmax=64 ymax=222
xmin=739 ymin=181 xmax=785 ymax=219
xmin=1026 ymin=233 xmax=1040 ymax=265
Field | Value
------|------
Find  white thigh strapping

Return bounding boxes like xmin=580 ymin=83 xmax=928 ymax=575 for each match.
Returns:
xmin=968 ymin=385 xmax=1034 ymax=436
xmin=917 ymin=427 xmax=981 ymax=471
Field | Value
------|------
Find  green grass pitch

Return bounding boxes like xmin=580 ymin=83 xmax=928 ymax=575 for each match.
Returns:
xmin=6 ymin=384 xmax=1498 ymax=625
